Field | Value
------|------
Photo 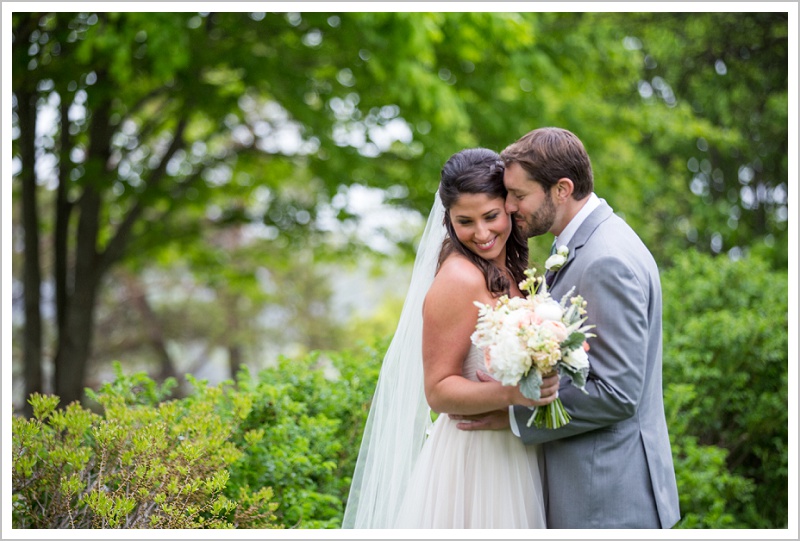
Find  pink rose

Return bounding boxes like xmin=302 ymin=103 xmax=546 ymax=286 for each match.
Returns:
xmin=540 ymin=320 xmax=569 ymax=343
xmin=517 ymin=310 xmax=542 ymax=328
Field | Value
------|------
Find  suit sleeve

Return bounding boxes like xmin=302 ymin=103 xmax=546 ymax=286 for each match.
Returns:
xmin=515 ymin=255 xmax=649 ymax=444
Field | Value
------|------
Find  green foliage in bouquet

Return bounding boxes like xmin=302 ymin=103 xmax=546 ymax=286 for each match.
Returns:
xmin=661 ymin=250 xmax=788 ymax=528
xmin=12 ymin=363 xmax=280 ymax=529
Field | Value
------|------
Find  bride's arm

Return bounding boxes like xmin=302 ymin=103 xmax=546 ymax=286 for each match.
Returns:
xmin=422 ymin=256 xmax=557 ymax=415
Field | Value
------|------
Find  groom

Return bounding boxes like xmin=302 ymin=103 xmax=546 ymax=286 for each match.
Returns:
xmin=455 ymin=127 xmax=680 ymax=528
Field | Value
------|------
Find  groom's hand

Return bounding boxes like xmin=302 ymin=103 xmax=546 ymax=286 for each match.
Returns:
xmin=452 ymin=372 xmax=561 ymax=431
xmin=450 ymin=371 xmax=511 ymax=430
xmin=450 ymin=409 xmax=510 ymax=431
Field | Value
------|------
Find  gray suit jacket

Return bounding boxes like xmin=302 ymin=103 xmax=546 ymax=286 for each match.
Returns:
xmin=514 ymin=200 xmax=680 ymax=529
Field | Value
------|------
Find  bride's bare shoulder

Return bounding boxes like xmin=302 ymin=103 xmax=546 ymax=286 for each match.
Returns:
xmin=429 ymin=253 xmax=486 ymax=295
xmin=423 ymin=254 xmax=494 ymax=325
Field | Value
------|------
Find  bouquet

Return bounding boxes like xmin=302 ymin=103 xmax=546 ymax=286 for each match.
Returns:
xmin=470 ymin=268 xmax=594 ymax=429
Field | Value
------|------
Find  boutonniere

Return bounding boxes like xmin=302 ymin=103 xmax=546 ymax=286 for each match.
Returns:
xmin=545 ymin=245 xmax=569 ymax=272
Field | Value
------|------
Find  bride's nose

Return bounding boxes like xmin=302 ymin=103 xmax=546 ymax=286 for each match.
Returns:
xmin=474 ymin=222 xmax=491 ymax=241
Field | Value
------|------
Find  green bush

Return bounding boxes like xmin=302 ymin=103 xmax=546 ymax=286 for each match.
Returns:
xmin=666 ymin=384 xmax=757 ymax=528
xmin=19 ymin=252 xmax=788 ymax=531
xmin=222 ymin=340 xmax=384 ymax=528
xmin=12 ymin=341 xmax=384 ymax=529
xmin=12 ymin=363 xmax=280 ymax=529
xmin=661 ymin=250 xmax=788 ymax=528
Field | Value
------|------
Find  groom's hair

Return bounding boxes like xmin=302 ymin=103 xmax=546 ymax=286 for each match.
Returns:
xmin=500 ymin=127 xmax=594 ymax=199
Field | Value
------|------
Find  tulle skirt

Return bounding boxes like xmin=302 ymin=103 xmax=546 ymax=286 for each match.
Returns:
xmin=394 ymin=414 xmax=547 ymax=529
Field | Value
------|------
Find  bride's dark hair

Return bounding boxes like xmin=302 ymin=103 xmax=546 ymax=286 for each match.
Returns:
xmin=437 ymin=148 xmax=529 ymax=296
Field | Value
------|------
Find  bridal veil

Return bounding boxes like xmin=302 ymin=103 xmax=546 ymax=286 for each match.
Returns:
xmin=341 ymin=192 xmax=446 ymax=528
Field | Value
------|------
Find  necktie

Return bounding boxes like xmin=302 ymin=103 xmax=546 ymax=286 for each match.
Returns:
xmin=545 ymin=269 xmax=556 ymax=288
xmin=545 ymin=241 xmax=557 ymax=288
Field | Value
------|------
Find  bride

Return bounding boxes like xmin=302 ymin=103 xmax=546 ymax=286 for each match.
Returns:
xmin=342 ymin=148 xmax=558 ymax=529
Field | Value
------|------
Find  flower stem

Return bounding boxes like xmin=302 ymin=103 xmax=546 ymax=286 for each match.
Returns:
xmin=527 ymin=398 xmax=571 ymax=429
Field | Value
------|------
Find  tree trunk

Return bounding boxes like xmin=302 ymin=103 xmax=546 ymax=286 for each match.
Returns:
xmin=54 ymin=187 xmax=102 ymax=407
xmin=18 ymin=88 xmax=42 ymax=417
xmin=49 ymin=102 xmax=187 ymax=403
xmin=53 ymin=88 xmax=113 ymax=407
xmin=228 ymin=344 xmax=243 ymax=380
xmin=55 ymin=94 xmax=72 ymax=347
xmin=123 ymin=272 xmax=179 ymax=383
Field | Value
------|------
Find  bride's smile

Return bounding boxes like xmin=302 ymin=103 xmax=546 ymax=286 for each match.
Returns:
xmin=475 ymin=237 xmax=497 ymax=251
xmin=449 ymin=192 xmax=512 ymax=264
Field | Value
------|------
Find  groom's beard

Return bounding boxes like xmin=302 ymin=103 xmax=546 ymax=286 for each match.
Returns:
xmin=515 ymin=191 xmax=556 ymax=238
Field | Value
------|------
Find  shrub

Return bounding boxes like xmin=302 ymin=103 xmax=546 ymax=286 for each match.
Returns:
xmin=12 ymin=340 xmax=385 ymax=529
xmin=666 ymin=384 xmax=757 ymax=528
xmin=661 ymin=250 xmax=788 ymax=528
xmin=223 ymin=340 xmax=384 ymax=528
xmin=12 ymin=363 xmax=280 ymax=529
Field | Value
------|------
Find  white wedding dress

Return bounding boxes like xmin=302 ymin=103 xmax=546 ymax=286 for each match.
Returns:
xmin=393 ymin=344 xmax=547 ymax=529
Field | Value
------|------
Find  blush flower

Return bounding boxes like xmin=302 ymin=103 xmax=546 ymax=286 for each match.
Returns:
xmin=540 ymin=320 xmax=569 ymax=343
xmin=471 ymin=267 xmax=595 ymax=429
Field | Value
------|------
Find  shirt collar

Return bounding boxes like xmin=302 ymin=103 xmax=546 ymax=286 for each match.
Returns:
xmin=553 ymin=193 xmax=600 ymax=250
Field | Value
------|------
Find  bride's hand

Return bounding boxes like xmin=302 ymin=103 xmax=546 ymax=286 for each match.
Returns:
xmin=512 ymin=372 xmax=560 ymax=407
xmin=475 ymin=370 xmax=560 ymax=407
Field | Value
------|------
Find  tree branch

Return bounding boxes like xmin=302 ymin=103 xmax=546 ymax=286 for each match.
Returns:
xmin=98 ymin=116 xmax=188 ymax=275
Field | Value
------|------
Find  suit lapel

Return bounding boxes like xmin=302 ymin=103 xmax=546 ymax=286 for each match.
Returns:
xmin=548 ymin=200 xmax=614 ymax=289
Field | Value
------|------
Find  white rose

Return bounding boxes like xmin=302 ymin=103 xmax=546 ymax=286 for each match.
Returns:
xmin=486 ymin=328 xmax=531 ymax=386
xmin=534 ymin=299 xmax=563 ymax=322
xmin=563 ymin=346 xmax=589 ymax=370
xmin=545 ymin=253 xmax=567 ymax=271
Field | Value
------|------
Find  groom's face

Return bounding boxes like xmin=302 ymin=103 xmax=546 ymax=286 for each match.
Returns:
xmin=503 ymin=162 xmax=556 ymax=238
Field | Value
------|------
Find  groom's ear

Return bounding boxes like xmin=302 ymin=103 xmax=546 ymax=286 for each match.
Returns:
xmin=554 ymin=177 xmax=575 ymax=202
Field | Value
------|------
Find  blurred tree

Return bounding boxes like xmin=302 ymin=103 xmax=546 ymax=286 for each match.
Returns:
xmin=10 ymin=11 xmax=548 ymax=409
xmin=604 ymin=12 xmax=789 ymax=268
xmin=11 ymin=11 xmax=789 ymax=411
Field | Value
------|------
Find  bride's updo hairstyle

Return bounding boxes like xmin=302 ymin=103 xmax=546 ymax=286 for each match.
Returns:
xmin=437 ymin=148 xmax=528 ymax=297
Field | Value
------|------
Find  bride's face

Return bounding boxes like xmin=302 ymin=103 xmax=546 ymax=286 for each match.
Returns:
xmin=449 ymin=193 xmax=512 ymax=265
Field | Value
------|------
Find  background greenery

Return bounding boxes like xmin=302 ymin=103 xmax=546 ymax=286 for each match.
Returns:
xmin=9 ymin=10 xmax=791 ymax=529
